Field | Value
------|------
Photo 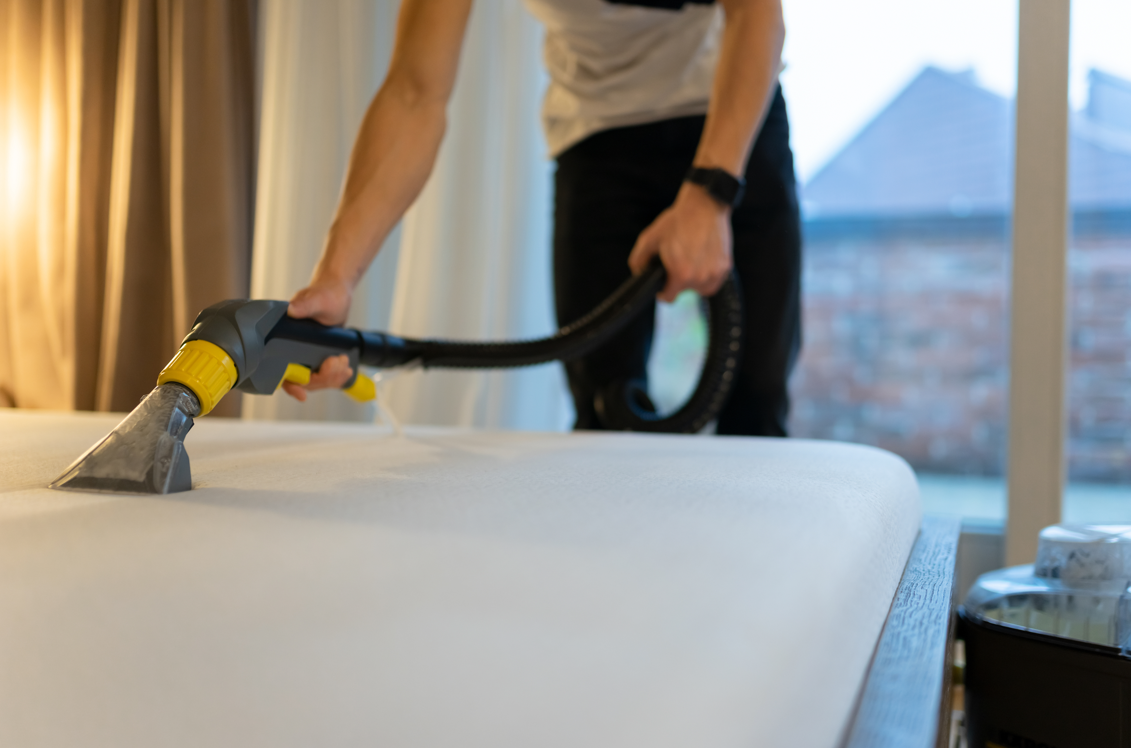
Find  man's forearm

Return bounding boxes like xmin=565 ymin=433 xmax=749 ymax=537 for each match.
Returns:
xmin=309 ymin=0 xmax=473 ymax=293
xmin=694 ymin=0 xmax=785 ymax=175
xmin=312 ymin=78 xmax=448 ymax=290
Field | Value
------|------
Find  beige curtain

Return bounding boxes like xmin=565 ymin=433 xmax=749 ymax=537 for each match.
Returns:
xmin=0 ymin=0 xmax=256 ymax=415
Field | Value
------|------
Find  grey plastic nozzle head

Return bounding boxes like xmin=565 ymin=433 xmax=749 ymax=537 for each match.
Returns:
xmin=49 ymin=384 xmax=201 ymax=495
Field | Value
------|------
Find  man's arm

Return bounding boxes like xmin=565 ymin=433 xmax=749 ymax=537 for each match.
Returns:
xmin=628 ymin=0 xmax=785 ymax=302
xmin=283 ymin=0 xmax=472 ymax=400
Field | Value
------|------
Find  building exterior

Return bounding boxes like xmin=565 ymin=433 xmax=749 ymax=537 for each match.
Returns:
xmin=792 ymin=67 xmax=1131 ymax=481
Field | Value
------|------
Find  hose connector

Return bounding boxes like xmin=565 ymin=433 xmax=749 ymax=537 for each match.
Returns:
xmin=157 ymin=340 xmax=238 ymax=416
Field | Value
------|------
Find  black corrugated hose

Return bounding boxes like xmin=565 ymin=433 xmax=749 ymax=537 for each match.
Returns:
xmin=360 ymin=261 xmax=744 ymax=433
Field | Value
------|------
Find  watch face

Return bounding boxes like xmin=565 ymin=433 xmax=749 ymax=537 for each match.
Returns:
xmin=686 ymin=167 xmax=745 ymax=208
xmin=707 ymin=171 xmax=739 ymax=205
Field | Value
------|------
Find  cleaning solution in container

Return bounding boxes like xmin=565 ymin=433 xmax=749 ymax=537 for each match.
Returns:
xmin=960 ymin=524 xmax=1131 ymax=748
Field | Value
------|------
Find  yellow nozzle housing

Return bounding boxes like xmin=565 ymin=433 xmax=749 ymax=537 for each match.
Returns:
xmin=157 ymin=340 xmax=238 ymax=416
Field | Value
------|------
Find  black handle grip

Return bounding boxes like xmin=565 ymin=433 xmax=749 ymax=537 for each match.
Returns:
xmin=267 ymin=315 xmax=417 ymax=369
xmin=265 ymin=315 xmax=364 ymax=351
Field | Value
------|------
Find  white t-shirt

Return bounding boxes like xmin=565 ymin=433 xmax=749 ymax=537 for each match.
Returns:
xmin=521 ymin=0 xmax=723 ymax=156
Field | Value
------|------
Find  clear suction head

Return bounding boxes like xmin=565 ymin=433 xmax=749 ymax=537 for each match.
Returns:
xmin=49 ymin=384 xmax=201 ymax=495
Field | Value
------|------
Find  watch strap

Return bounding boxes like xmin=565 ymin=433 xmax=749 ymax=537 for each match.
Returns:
xmin=684 ymin=166 xmax=746 ymax=208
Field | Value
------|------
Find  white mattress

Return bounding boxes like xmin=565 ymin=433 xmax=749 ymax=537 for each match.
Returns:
xmin=0 ymin=410 xmax=921 ymax=748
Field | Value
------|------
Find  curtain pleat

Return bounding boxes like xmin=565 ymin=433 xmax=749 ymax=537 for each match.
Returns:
xmin=167 ymin=0 xmax=256 ymax=337
xmin=98 ymin=0 xmax=174 ymax=412
xmin=0 ymin=0 xmax=256 ymax=415
xmin=67 ymin=1 xmax=122 ymax=411
xmin=2 ymin=0 xmax=93 ymax=408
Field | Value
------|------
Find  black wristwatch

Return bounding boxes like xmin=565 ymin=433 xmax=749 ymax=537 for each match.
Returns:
xmin=684 ymin=166 xmax=746 ymax=208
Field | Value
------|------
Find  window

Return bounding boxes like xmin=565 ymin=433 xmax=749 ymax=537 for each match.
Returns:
xmin=1063 ymin=0 xmax=1131 ymax=523
xmin=649 ymin=2 xmax=1131 ymax=535
xmin=783 ymin=1 xmax=1018 ymax=522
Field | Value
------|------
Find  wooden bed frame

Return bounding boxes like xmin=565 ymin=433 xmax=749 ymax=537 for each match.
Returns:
xmin=843 ymin=515 xmax=962 ymax=748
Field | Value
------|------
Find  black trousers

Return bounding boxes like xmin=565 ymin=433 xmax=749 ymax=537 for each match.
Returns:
xmin=553 ymin=87 xmax=802 ymax=436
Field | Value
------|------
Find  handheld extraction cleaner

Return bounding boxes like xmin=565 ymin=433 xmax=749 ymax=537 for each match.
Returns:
xmin=50 ymin=261 xmax=744 ymax=495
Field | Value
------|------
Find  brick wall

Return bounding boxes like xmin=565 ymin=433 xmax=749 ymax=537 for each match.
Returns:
xmin=1067 ymin=220 xmax=1131 ymax=482
xmin=790 ymin=213 xmax=1131 ymax=482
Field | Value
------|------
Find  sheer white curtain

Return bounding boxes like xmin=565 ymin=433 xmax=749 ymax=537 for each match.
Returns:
xmin=247 ymin=0 xmax=399 ymax=423
xmin=246 ymin=0 xmax=565 ymax=427
xmin=248 ymin=0 xmax=570 ymax=430
xmin=384 ymin=2 xmax=569 ymax=430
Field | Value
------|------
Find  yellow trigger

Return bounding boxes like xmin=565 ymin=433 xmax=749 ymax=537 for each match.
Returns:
xmin=343 ymin=373 xmax=376 ymax=402
xmin=280 ymin=363 xmax=312 ymax=389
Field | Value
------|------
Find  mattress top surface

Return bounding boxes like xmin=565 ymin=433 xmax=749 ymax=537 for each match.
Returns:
xmin=0 ymin=410 xmax=921 ymax=748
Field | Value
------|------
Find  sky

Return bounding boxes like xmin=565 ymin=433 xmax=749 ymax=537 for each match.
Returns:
xmin=780 ymin=0 xmax=1131 ymax=182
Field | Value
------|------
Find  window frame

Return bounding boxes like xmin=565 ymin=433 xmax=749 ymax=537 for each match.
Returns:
xmin=1005 ymin=0 xmax=1073 ymax=564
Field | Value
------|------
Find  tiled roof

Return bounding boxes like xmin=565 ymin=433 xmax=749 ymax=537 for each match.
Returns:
xmin=801 ymin=66 xmax=1131 ymax=219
